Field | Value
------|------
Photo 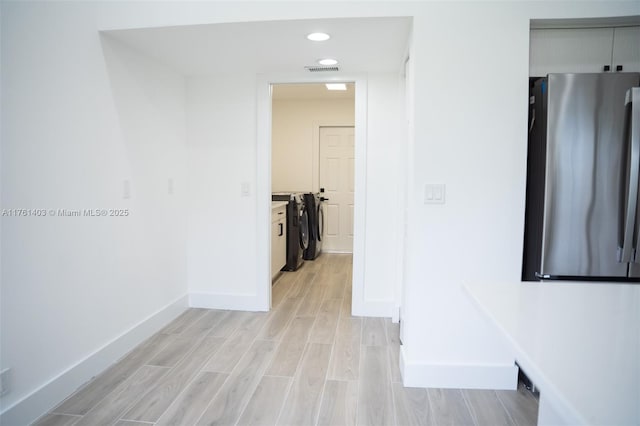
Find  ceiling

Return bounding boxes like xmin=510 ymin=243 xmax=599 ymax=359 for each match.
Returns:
xmin=272 ymin=83 xmax=355 ymax=100
xmin=102 ymin=17 xmax=412 ymax=76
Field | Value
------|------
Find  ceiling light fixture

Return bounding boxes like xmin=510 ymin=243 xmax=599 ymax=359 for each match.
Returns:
xmin=307 ymin=32 xmax=330 ymax=41
xmin=326 ymin=83 xmax=347 ymax=91
xmin=318 ymin=58 xmax=338 ymax=66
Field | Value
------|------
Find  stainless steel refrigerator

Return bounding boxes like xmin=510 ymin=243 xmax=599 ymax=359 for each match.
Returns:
xmin=522 ymin=73 xmax=640 ymax=282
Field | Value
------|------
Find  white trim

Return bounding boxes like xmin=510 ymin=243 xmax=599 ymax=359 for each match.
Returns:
xmin=256 ymin=72 xmax=368 ymax=317
xmin=391 ymin=305 xmax=400 ymax=323
xmin=256 ymin=77 xmax=273 ymax=312
xmin=322 ymin=249 xmax=353 ymax=254
xmin=400 ymin=346 xmax=518 ymax=390
xmin=352 ymin=298 xmax=394 ymax=318
xmin=539 ymin=393 xmax=572 ymax=426
xmin=189 ymin=292 xmax=268 ymax=311
xmin=1 ymin=294 xmax=188 ymax=426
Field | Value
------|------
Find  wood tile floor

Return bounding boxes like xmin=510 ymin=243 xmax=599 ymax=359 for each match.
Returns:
xmin=36 ymin=254 xmax=538 ymax=426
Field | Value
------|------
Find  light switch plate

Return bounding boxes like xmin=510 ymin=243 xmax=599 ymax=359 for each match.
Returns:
xmin=241 ymin=182 xmax=250 ymax=196
xmin=424 ymin=184 xmax=445 ymax=204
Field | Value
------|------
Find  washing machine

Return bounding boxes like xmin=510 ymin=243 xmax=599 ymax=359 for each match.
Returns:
xmin=303 ymin=192 xmax=324 ymax=260
xmin=272 ymin=193 xmax=309 ymax=271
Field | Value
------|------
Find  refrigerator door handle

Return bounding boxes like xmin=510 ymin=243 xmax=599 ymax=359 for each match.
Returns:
xmin=620 ymin=88 xmax=640 ymax=263
xmin=629 ymin=88 xmax=640 ymax=262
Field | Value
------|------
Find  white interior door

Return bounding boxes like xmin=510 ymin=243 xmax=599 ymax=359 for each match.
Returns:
xmin=320 ymin=126 xmax=355 ymax=253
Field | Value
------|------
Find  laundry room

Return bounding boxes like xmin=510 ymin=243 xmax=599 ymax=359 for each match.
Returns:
xmin=271 ymin=82 xmax=355 ymax=282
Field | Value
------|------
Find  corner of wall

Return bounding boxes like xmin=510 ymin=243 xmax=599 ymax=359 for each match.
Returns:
xmin=0 ymin=295 xmax=188 ymax=426
xmin=189 ymin=292 xmax=268 ymax=312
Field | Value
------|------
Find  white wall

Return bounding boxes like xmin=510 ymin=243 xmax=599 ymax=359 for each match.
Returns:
xmin=400 ymin=0 xmax=640 ymax=389
xmin=401 ymin=3 xmax=529 ymax=388
xmin=2 ymin=1 xmax=639 ymax=424
xmin=363 ymin=74 xmax=405 ymax=306
xmin=272 ymin=97 xmax=354 ymax=192
xmin=186 ymin=74 xmax=261 ymax=310
xmin=187 ymin=72 xmax=402 ymax=316
xmin=1 ymin=5 xmax=188 ymax=423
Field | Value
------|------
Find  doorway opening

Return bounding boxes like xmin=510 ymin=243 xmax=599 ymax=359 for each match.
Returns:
xmin=257 ymin=76 xmax=366 ymax=311
xmin=269 ymin=83 xmax=356 ymax=300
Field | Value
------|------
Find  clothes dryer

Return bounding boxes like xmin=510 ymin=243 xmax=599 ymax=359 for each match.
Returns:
xmin=272 ymin=193 xmax=309 ymax=271
xmin=303 ymin=192 xmax=323 ymax=260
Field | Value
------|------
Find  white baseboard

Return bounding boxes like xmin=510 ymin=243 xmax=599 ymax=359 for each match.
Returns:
xmin=399 ymin=345 xmax=518 ymax=390
xmin=189 ymin=292 xmax=268 ymax=311
xmin=351 ymin=298 xmax=394 ymax=318
xmin=0 ymin=294 xmax=188 ymax=426
xmin=391 ymin=305 xmax=400 ymax=323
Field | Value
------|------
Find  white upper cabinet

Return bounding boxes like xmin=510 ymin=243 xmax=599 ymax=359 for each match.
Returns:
xmin=611 ymin=26 xmax=640 ymax=73
xmin=529 ymin=28 xmax=614 ymax=76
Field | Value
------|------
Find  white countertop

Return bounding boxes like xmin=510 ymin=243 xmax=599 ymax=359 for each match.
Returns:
xmin=272 ymin=201 xmax=288 ymax=210
xmin=465 ymin=281 xmax=640 ymax=425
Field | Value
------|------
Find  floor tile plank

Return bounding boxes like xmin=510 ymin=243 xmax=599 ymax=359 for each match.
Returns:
xmin=122 ymin=336 xmax=225 ymax=422
xmin=464 ymin=389 xmax=515 ymax=426
xmin=362 ymin=317 xmax=388 ymax=346
xmin=196 ymin=339 xmax=278 ymax=426
xmin=388 ymin=346 xmax=402 ymax=383
xmin=495 ymin=383 xmax=539 ymax=426
xmin=160 ymin=308 xmax=208 ymax=334
xmin=288 ymin=271 xmax=315 ymax=298
xmin=266 ymin=316 xmax=315 ymax=377
xmin=340 ymin=286 xmax=352 ymax=318
xmin=257 ymin=297 xmax=300 ymax=341
xmin=53 ymin=333 xmax=175 ymax=415
xmin=276 ymin=343 xmax=332 ymax=426
xmin=296 ymin=283 xmax=326 ymax=317
xmin=323 ymin=271 xmax=347 ymax=300
xmin=317 ymin=380 xmax=358 ymax=426
xmin=356 ymin=345 xmax=394 ymax=426
xmin=309 ymin=298 xmax=341 ymax=344
xmin=75 ymin=365 xmax=169 ymax=426
xmin=33 ymin=413 xmax=82 ymax=426
xmin=201 ymin=313 xmax=266 ymax=373
xmin=272 ymin=273 xmax=297 ymax=308
xmin=155 ymin=371 xmax=229 ymax=426
xmin=327 ymin=318 xmax=361 ymax=381
xmin=180 ymin=309 xmax=228 ymax=338
xmin=392 ymin=382 xmax=431 ymax=426
xmin=427 ymin=388 xmax=475 ymax=426
xmin=387 ymin=321 xmax=400 ymax=346
xmin=146 ymin=335 xmax=199 ymax=367
xmin=208 ymin=310 xmax=252 ymax=338
xmin=113 ymin=421 xmax=152 ymax=426
xmin=236 ymin=376 xmax=291 ymax=426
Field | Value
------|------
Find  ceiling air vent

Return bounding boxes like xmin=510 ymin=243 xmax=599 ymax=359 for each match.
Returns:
xmin=305 ymin=65 xmax=339 ymax=72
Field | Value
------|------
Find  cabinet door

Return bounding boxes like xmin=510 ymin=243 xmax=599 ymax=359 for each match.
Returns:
xmin=530 ymin=28 xmax=614 ymax=76
xmin=612 ymin=26 xmax=640 ymax=73
xmin=271 ymin=220 xmax=280 ymax=279
xmin=276 ymin=218 xmax=287 ymax=271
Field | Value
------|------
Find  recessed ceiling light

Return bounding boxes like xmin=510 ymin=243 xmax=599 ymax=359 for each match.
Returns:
xmin=326 ymin=83 xmax=347 ymax=91
xmin=307 ymin=32 xmax=330 ymax=41
xmin=318 ymin=58 xmax=338 ymax=66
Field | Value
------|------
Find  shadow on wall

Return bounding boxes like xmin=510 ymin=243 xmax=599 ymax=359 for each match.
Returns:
xmin=98 ymin=33 xmax=188 ymax=290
